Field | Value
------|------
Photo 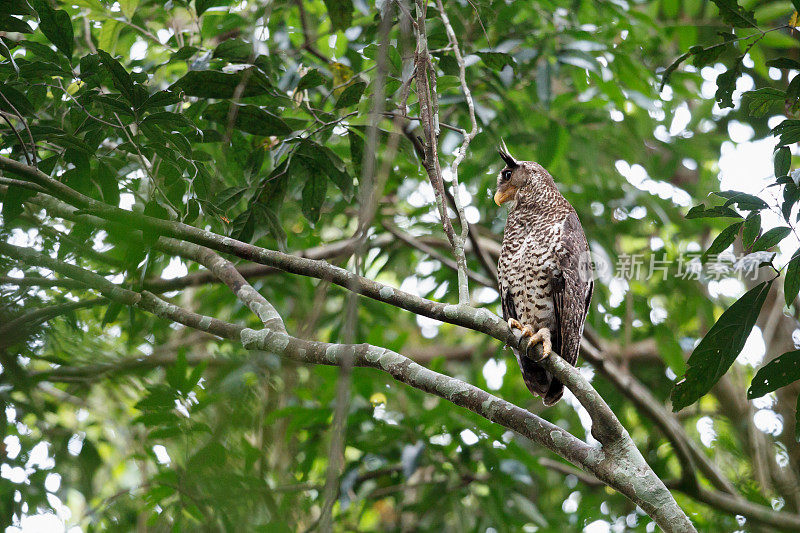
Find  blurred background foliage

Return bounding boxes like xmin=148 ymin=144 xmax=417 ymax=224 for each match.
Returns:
xmin=1 ymin=0 xmax=800 ymax=530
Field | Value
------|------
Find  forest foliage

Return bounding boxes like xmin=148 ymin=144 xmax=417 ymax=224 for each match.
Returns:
xmin=1 ymin=0 xmax=800 ymax=530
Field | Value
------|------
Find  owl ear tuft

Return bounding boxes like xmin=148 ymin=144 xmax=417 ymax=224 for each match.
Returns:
xmin=498 ymin=139 xmax=518 ymax=168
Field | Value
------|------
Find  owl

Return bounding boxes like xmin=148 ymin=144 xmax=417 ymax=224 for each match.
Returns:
xmin=494 ymin=143 xmax=593 ymax=405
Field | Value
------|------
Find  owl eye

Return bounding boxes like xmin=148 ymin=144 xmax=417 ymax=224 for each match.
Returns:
xmin=501 ymin=169 xmax=512 ymax=181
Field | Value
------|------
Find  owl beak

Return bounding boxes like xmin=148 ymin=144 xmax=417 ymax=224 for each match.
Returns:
xmin=494 ymin=186 xmax=517 ymax=205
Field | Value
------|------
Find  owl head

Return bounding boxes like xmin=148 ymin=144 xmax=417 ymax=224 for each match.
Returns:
xmin=494 ymin=141 xmax=556 ymax=206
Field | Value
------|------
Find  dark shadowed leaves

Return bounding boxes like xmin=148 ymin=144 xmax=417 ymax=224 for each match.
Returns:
xmin=171 ymin=69 xmax=272 ymax=99
xmin=742 ymin=212 xmax=760 ymax=248
xmin=772 ymin=119 xmax=800 ymax=147
xmin=203 ymin=102 xmax=291 ymax=136
xmin=714 ymin=190 xmax=769 ymax=211
xmin=702 ymin=222 xmax=742 ymax=262
xmin=0 ymin=16 xmax=32 ymax=34
xmin=775 ymin=146 xmax=791 ymax=177
xmin=785 ymin=251 xmax=800 ymax=307
xmin=686 ymin=204 xmax=743 ymax=219
xmin=323 ymin=0 xmax=353 ymax=31
xmin=710 ymin=0 xmax=758 ymax=28
xmin=30 ymin=0 xmax=73 ymax=59
xmin=301 ymin=172 xmax=327 ymax=224
xmin=295 ymin=140 xmax=354 ymax=200
xmin=212 ymin=39 xmax=254 ymax=63
xmin=297 ymin=69 xmax=326 ymax=91
xmin=334 ymin=81 xmax=366 ymax=109
xmin=751 ymin=227 xmax=791 ymax=251
xmin=0 ymin=84 xmax=34 ymax=116
xmin=659 ymin=52 xmax=690 ymax=92
xmin=671 ymin=280 xmax=773 ymax=411
xmin=748 ymin=350 xmax=800 ymax=399
xmin=715 ymin=58 xmax=743 ymax=109
xmin=0 ymin=184 xmax=34 ymax=223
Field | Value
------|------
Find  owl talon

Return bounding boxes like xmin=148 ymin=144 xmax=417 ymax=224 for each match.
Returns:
xmin=525 ymin=327 xmax=552 ymax=361
xmin=508 ymin=318 xmax=524 ymax=331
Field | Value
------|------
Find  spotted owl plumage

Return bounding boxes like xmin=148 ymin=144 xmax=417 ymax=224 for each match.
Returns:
xmin=494 ymin=144 xmax=593 ymax=405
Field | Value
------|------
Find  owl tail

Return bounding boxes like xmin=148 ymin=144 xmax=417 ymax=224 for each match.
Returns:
xmin=518 ymin=352 xmax=564 ymax=406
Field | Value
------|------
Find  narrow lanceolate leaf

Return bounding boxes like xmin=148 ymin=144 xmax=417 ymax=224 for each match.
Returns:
xmin=671 ymin=280 xmax=773 ymax=411
xmin=751 ymin=226 xmax=791 ymax=252
xmin=686 ymin=204 xmax=743 ymax=219
xmin=702 ymin=221 xmax=742 ymax=262
xmin=748 ymin=350 xmax=800 ymax=399
xmin=710 ymin=0 xmax=758 ymax=28
xmin=301 ymin=172 xmax=327 ymax=224
xmin=659 ymin=52 xmax=690 ymax=92
xmin=742 ymin=213 xmax=760 ymax=248
xmin=715 ymin=190 xmax=769 ymax=211
xmin=30 ymin=0 xmax=74 ymax=59
xmin=796 ymin=395 xmax=800 ymax=442
xmin=785 ymin=251 xmax=800 ymax=307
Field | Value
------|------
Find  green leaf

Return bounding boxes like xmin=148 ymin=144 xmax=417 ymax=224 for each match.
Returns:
xmin=659 ymin=51 xmax=690 ymax=92
xmin=478 ymin=51 xmax=515 ymax=71
xmin=102 ymin=301 xmax=123 ymax=326
xmin=702 ymin=221 xmax=742 ymax=261
xmin=745 ymin=88 xmax=785 ymax=117
xmin=295 ymin=140 xmax=354 ymax=201
xmin=195 ymin=0 xmax=229 ymax=16
xmin=119 ymin=0 xmax=139 ymax=19
xmin=742 ymin=212 xmax=760 ymax=248
xmin=98 ymin=50 xmax=141 ymax=107
xmin=767 ymin=58 xmax=800 ymax=70
xmin=348 ymin=128 xmax=364 ymax=178
xmin=0 ymin=15 xmax=33 ymax=33
xmin=775 ymin=146 xmax=792 ymax=177
xmin=772 ymin=119 xmax=800 ymax=147
xmin=748 ymin=350 xmax=800 ymax=399
xmin=139 ymin=90 xmax=181 ymax=111
xmin=710 ymin=0 xmax=758 ymax=28
xmin=0 ymin=84 xmax=34 ymax=116
xmin=297 ymin=69 xmax=326 ymax=91
xmin=334 ymin=81 xmax=366 ymax=109
xmin=301 ymin=172 xmax=327 ymax=224
xmin=686 ymin=204 xmax=743 ymax=219
xmin=751 ymin=226 xmax=791 ymax=251
xmin=796 ymin=396 xmax=800 ymax=442
xmin=322 ymin=0 xmax=353 ymax=31
xmin=171 ymin=68 xmax=272 ymax=99
xmin=1 ymin=184 xmax=34 ymax=223
xmin=203 ymin=102 xmax=291 ymax=136
xmin=715 ymin=58 xmax=743 ymax=109
xmin=97 ymin=19 xmax=122 ymax=55
xmin=785 ymin=251 xmax=800 ymax=307
xmin=671 ymin=280 xmax=773 ymax=411
xmin=212 ymin=38 xmax=254 ymax=63
xmin=30 ymin=0 xmax=73 ymax=59
xmin=715 ymin=190 xmax=770 ymax=211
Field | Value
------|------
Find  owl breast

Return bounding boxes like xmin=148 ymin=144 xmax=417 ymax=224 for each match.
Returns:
xmin=498 ymin=219 xmax=563 ymax=331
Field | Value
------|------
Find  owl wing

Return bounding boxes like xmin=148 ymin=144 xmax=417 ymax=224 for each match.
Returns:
xmin=551 ymin=212 xmax=593 ymax=366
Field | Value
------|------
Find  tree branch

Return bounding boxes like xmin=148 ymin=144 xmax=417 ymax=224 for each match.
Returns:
xmin=0 ymin=157 xmax=696 ymax=530
xmin=2 ymin=233 xmax=694 ymax=531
